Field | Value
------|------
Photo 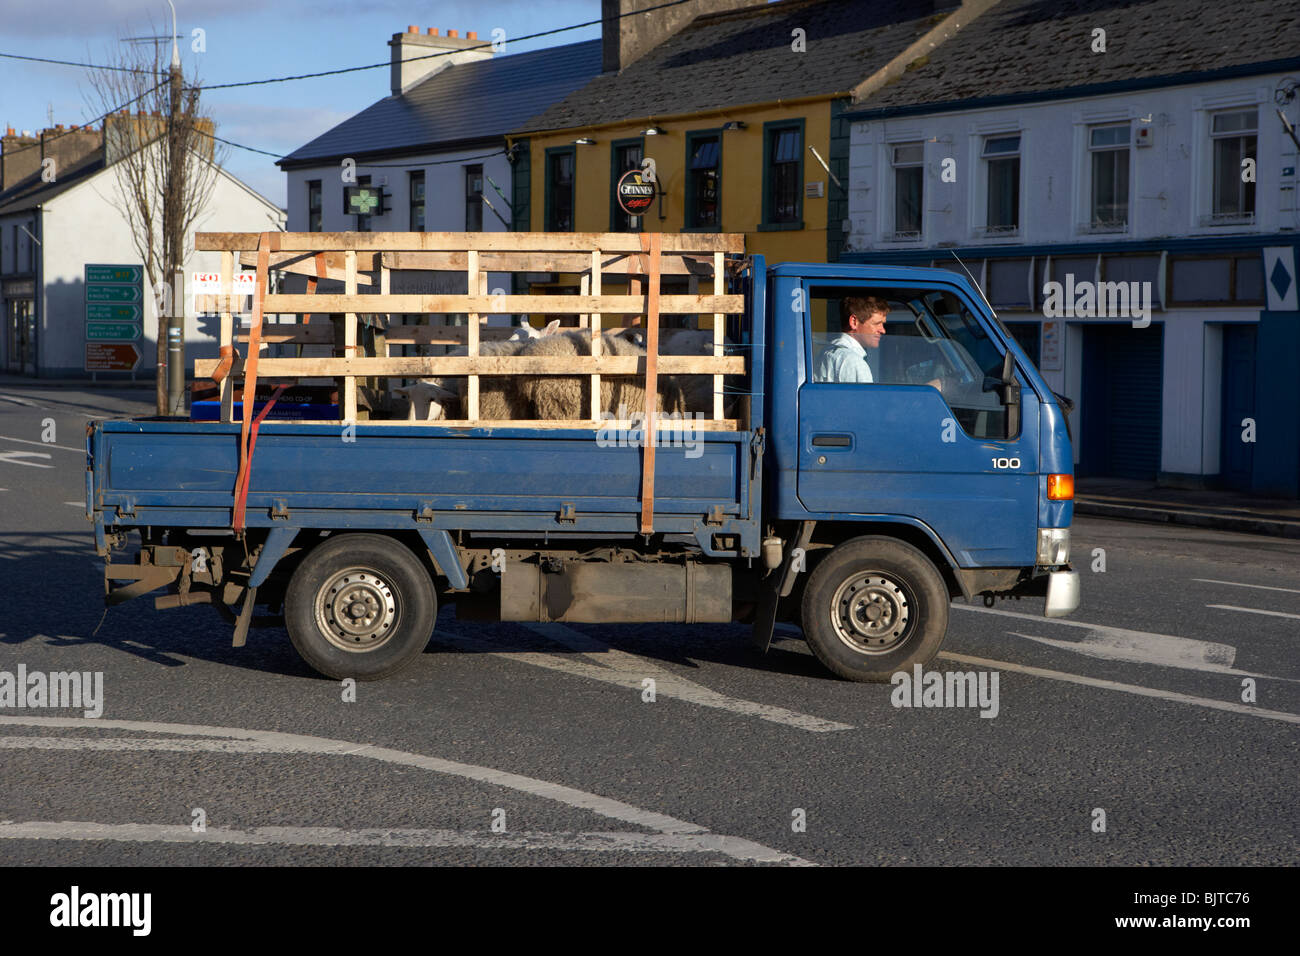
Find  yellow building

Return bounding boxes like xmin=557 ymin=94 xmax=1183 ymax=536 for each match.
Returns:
xmin=508 ymin=0 xmax=965 ymax=269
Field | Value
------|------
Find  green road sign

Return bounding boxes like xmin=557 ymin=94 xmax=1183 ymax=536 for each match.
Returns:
xmin=86 ymin=284 xmax=142 ymax=303
xmin=86 ymin=321 xmax=141 ymax=341
xmin=86 ymin=302 xmax=142 ymax=323
xmin=85 ymin=264 xmax=143 ymax=284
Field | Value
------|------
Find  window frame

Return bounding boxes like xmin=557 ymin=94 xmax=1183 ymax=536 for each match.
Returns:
xmin=464 ymin=164 xmax=484 ymax=232
xmin=981 ymin=133 xmax=1022 ymax=237
xmin=1209 ymin=107 xmax=1258 ymax=222
xmin=408 ymin=170 xmax=425 ymax=232
xmin=760 ymin=118 xmax=804 ymax=231
xmin=684 ymin=128 xmax=723 ymax=232
xmin=889 ymin=140 xmax=925 ymax=240
xmin=1086 ymin=122 xmax=1131 ymax=233
xmin=609 ymin=137 xmax=646 ymax=233
xmin=307 ymin=179 xmax=322 ymax=232
xmin=1166 ymin=252 xmax=1266 ymax=307
xmin=544 ymin=145 xmax=577 ymax=232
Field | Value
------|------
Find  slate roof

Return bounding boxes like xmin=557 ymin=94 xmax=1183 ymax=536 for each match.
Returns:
xmin=278 ymin=39 xmax=602 ymax=167
xmin=0 ymin=150 xmax=105 ymax=216
xmin=513 ymin=0 xmax=947 ymax=134
xmin=855 ymin=0 xmax=1300 ymax=114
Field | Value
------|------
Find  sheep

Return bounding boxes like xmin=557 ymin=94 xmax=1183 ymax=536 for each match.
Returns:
xmin=515 ymin=329 xmax=685 ymax=420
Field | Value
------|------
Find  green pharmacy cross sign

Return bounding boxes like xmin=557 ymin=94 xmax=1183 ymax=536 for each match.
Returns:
xmin=344 ymin=184 xmax=387 ymax=217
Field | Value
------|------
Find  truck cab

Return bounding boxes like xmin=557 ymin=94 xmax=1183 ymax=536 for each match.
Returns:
xmin=755 ymin=260 xmax=1078 ymax=680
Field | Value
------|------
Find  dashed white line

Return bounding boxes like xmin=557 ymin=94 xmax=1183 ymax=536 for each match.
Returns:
xmin=0 ymin=717 xmax=810 ymax=865
xmin=439 ymin=623 xmax=854 ymax=733
xmin=1193 ymin=578 xmax=1300 ymax=595
xmin=0 ymin=433 xmax=83 ymax=453
xmin=938 ymin=652 xmax=1300 ymax=725
xmin=0 ymin=820 xmax=798 ymax=857
xmin=0 ymin=450 xmax=52 ymax=468
xmin=1206 ymin=604 xmax=1300 ymax=621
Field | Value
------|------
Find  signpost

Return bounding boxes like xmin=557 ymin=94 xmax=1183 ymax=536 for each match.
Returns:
xmin=84 ymin=264 xmax=143 ymax=376
xmin=85 ymin=342 xmax=141 ymax=371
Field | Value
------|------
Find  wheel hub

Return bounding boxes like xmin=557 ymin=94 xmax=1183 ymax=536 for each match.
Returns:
xmin=316 ymin=568 xmax=398 ymax=652
xmin=830 ymin=573 xmax=911 ymax=654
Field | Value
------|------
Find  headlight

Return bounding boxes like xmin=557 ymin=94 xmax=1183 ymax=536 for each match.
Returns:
xmin=1037 ymin=528 xmax=1070 ymax=566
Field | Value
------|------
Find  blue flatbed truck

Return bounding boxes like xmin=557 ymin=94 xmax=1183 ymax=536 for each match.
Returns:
xmin=86 ymin=238 xmax=1079 ymax=682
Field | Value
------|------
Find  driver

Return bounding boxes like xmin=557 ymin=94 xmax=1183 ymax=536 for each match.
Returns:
xmin=815 ymin=296 xmax=888 ymax=383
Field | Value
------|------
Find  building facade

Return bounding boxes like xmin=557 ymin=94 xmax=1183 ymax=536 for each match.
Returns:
xmin=841 ymin=0 xmax=1300 ymax=496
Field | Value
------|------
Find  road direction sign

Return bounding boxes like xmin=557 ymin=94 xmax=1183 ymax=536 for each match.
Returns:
xmin=85 ymin=264 xmax=143 ymax=284
xmin=85 ymin=342 xmax=141 ymax=372
xmin=86 ymin=321 xmax=141 ymax=341
xmin=86 ymin=302 xmax=142 ymax=323
xmin=86 ymin=284 xmax=142 ymax=303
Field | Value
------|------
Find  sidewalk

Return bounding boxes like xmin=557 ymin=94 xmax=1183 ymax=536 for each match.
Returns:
xmin=1075 ymin=478 xmax=1300 ymax=539
xmin=0 ymin=372 xmax=154 ymax=391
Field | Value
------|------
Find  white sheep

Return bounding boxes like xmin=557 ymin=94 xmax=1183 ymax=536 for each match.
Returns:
xmin=516 ymin=329 xmax=686 ymax=420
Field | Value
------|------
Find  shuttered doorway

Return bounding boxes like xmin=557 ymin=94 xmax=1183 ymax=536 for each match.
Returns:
xmin=1079 ymin=323 xmax=1164 ymax=480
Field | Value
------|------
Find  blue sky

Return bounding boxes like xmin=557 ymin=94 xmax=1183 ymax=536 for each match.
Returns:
xmin=1 ymin=0 xmax=601 ymax=206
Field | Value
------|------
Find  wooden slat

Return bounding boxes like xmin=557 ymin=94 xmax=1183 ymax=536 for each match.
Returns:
xmin=239 ymin=323 xmax=652 ymax=347
xmin=197 ymin=231 xmax=745 ymax=254
xmin=248 ymin=418 xmax=741 ymax=431
xmin=196 ymin=355 xmax=743 ymax=378
xmin=230 ymin=293 xmax=743 ymax=315
xmin=590 ymin=248 xmax=601 ymax=420
xmin=713 ymin=250 xmax=724 ymax=422
xmin=467 ymin=250 xmax=479 ymax=421
xmin=383 ymin=250 xmax=718 ymax=276
xmin=218 ymin=251 xmax=234 ymax=423
xmin=239 ymin=250 xmax=374 ymax=284
xmin=343 ymin=250 xmax=357 ymax=423
xmin=640 ymin=233 xmax=661 ymax=534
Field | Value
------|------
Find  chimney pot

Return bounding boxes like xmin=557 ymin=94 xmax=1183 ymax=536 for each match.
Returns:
xmin=468 ymin=31 xmax=478 ymax=40
xmin=447 ymin=29 xmax=458 ymax=38
xmin=427 ymin=27 xmax=438 ymax=35
xmin=6 ymin=127 xmax=13 ymax=136
xmin=407 ymin=25 xmax=418 ymax=33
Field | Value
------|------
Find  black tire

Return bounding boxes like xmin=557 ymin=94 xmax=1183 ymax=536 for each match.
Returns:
xmin=799 ymin=536 xmax=948 ymax=682
xmin=284 ymin=533 xmax=436 ymax=681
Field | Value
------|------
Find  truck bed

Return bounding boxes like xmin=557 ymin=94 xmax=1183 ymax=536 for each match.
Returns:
xmin=88 ymin=419 xmax=761 ymax=558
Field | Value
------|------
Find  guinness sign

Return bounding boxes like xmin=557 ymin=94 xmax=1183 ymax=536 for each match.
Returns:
xmin=615 ymin=168 xmax=656 ymax=217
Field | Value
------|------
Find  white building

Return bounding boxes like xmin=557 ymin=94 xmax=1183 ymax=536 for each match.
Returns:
xmin=841 ymin=0 xmax=1300 ymax=497
xmin=0 ymin=125 xmax=284 ymax=378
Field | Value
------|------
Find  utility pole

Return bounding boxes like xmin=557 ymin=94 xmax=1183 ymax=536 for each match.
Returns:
xmin=162 ymin=0 xmax=184 ymax=415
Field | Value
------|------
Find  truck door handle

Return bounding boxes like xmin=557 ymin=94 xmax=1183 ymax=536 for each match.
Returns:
xmin=811 ymin=433 xmax=852 ymax=447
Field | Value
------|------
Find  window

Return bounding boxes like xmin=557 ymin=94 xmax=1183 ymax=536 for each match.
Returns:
xmin=891 ymin=142 xmax=924 ymax=239
xmin=686 ymin=132 xmax=721 ymax=229
xmin=307 ymin=180 xmax=322 ymax=232
xmin=409 ymin=171 xmax=425 ymax=232
xmin=763 ymin=121 xmax=803 ymax=227
xmin=610 ymin=139 xmax=644 ymax=232
xmin=1210 ymin=109 xmax=1257 ymax=222
xmin=807 ymin=286 xmax=1017 ymax=440
xmin=1087 ymin=124 xmax=1129 ymax=231
xmin=983 ymin=134 xmax=1021 ymax=235
xmin=354 ymin=175 xmax=372 ymax=232
xmin=545 ymin=147 xmax=575 ymax=231
xmin=1168 ymin=253 xmax=1265 ymax=305
xmin=465 ymin=165 xmax=483 ymax=231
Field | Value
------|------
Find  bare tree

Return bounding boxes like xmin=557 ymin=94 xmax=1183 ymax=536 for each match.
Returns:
xmin=83 ymin=27 xmax=225 ymax=412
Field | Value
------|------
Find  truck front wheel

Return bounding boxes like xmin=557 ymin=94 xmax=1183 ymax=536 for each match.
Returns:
xmin=800 ymin=537 xmax=948 ymax=682
xmin=284 ymin=533 xmax=436 ymax=681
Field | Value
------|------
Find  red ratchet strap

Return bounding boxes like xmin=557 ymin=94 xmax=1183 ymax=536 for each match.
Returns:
xmin=232 ymin=232 xmax=277 ymax=531
xmin=231 ymin=383 xmax=289 ymax=531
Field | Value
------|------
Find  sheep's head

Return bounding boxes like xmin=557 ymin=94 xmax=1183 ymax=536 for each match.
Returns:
xmin=394 ymin=381 xmax=458 ymax=420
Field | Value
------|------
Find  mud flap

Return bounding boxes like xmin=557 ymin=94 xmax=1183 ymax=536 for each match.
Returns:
xmin=750 ymin=521 xmax=815 ymax=653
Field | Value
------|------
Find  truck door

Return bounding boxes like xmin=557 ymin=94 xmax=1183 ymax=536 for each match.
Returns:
xmin=796 ymin=282 xmax=1039 ymax=567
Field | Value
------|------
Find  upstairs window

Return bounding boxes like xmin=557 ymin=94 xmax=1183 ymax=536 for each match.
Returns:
xmin=1210 ymin=109 xmax=1257 ymax=223
xmin=764 ymin=122 xmax=803 ymax=226
xmin=465 ymin=164 xmax=483 ymax=231
xmin=891 ymin=142 xmax=924 ymax=239
xmin=409 ymin=171 xmax=425 ymax=232
xmin=545 ymin=147 xmax=575 ymax=232
xmin=686 ymin=133 xmax=721 ymax=229
xmin=1087 ymin=124 xmax=1129 ymax=232
xmin=983 ymin=135 xmax=1021 ymax=236
xmin=307 ymin=180 xmax=322 ymax=232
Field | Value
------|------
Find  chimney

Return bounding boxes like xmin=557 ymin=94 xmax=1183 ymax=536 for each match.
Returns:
xmin=601 ymin=0 xmax=752 ymax=73
xmin=388 ymin=25 xmax=493 ymax=96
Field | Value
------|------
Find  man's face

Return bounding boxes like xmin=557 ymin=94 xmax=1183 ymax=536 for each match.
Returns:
xmin=848 ymin=309 xmax=887 ymax=349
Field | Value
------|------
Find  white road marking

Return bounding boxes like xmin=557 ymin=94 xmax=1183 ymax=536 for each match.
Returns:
xmin=0 ymin=717 xmax=809 ymax=866
xmin=955 ymin=604 xmax=1239 ymax=670
xmin=0 ymin=820 xmax=794 ymax=857
xmin=0 ymin=450 xmax=52 ymax=468
xmin=64 ymin=501 xmax=84 ymax=507
xmin=1206 ymin=604 xmax=1300 ymax=621
xmin=1193 ymin=578 xmax=1300 ymax=595
xmin=437 ymin=624 xmax=853 ymax=733
xmin=0 ymin=394 xmax=37 ymax=406
xmin=938 ymin=652 xmax=1300 ymax=725
xmin=0 ymin=433 xmax=83 ymax=453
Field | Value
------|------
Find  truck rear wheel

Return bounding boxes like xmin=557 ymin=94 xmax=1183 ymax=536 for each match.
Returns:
xmin=800 ymin=537 xmax=948 ymax=682
xmin=285 ymin=533 xmax=436 ymax=681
